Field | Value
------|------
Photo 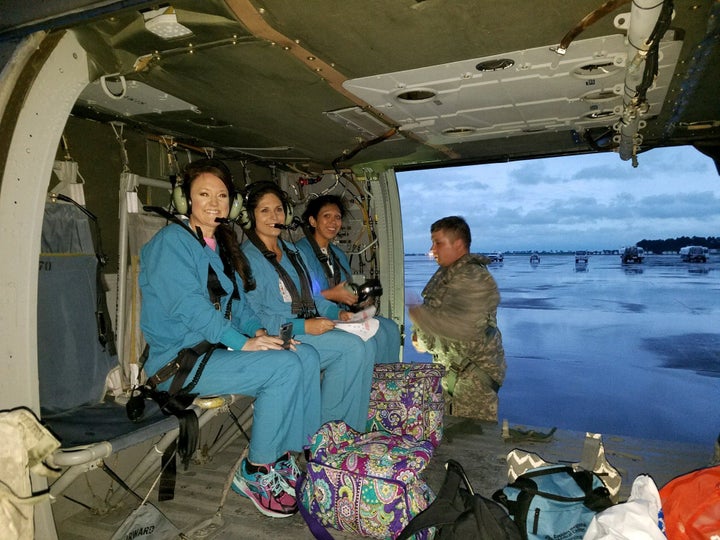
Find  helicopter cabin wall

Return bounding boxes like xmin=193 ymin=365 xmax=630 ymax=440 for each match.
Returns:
xmin=49 ymin=110 xmax=401 ymax=339
xmin=0 ymin=31 xmax=92 ymax=415
xmin=51 ymin=117 xmax=401 ymax=341
xmin=53 ymin=116 xmax=148 ymax=276
xmin=50 ymin=119 xmax=278 ymax=280
xmin=0 ymin=31 xmax=399 ymax=411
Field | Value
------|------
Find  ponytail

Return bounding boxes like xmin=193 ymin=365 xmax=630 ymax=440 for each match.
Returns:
xmin=214 ymin=224 xmax=255 ymax=292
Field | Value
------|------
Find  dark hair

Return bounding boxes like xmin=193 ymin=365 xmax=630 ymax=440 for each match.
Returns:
xmin=431 ymin=216 xmax=471 ymax=249
xmin=302 ymin=194 xmax=346 ymax=227
xmin=183 ymin=159 xmax=254 ymax=291
xmin=215 ymin=224 xmax=255 ymax=292
xmin=182 ymin=158 xmax=236 ymax=202
xmin=244 ymin=181 xmax=289 ymax=229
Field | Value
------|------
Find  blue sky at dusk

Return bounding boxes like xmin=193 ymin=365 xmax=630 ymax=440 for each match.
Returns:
xmin=397 ymin=145 xmax=720 ymax=254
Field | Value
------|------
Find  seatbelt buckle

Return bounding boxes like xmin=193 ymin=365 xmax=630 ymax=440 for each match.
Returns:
xmin=147 ymin=360 xmax=181 ymax=388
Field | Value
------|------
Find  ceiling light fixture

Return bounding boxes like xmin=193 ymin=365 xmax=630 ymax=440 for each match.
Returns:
xmin=143 ymin=6 xmax=193 ymax=40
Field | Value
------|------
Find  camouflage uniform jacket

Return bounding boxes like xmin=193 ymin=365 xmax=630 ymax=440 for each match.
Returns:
xmin=410 ymin=253 xmax=506 ymax=387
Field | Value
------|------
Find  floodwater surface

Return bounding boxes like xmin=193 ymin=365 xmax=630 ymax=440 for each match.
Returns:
xmin=403 ymin=253 xmax=720 ymax=444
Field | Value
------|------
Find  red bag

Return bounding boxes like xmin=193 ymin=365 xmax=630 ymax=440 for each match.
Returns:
xmin=660 ymin=465 xmax=720 ymax=540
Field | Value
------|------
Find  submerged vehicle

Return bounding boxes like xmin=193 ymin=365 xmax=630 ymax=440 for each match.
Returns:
xmin=530 ymin=252 xmax=541 ymax=265
xmin=488 ymin=252 xmax=505 ymax=263
xmin=575 ymin=250 xmax=590 ymax=264
xmin=621 ymin=245 xmax=645 ymax=264
xmin=680 ymin=245 xmax=708 ymax=262
xmin=1 ymin=1 xmax=719 ymax=538
xmin=574 ymin=261 xmax=589 ymax=272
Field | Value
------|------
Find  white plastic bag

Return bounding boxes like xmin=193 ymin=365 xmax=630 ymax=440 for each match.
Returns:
xmin=583 ymin=475 xmax=665 ymax=540
xmin=110 ymin=503 xmax=182 ymax=540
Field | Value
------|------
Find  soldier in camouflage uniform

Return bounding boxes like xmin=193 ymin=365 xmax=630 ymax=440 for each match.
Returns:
xmin=409 ymin=216 xmax=505 ymax=422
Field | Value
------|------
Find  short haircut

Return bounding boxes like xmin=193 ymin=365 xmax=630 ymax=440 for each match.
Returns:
xmin=431 ymin=216 xmax=471 ymax=248
xmin=302 ymin=194 xmax=346 ymax=226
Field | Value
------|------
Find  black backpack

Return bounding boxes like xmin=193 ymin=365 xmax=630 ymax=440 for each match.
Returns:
xmin=397 ymin=459 xmax=522 ymax=540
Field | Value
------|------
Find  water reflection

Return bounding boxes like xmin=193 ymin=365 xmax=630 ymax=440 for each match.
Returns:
xmin=403 ymin=253 xmax=720 ymax=444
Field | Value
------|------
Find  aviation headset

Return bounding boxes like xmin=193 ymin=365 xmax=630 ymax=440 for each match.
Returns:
xmin=238 ymin=181 xmax=294 ymax=231
xmin=172 ymin=159 xmax=244 ymax=221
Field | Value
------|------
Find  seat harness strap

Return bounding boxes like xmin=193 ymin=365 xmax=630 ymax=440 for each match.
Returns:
xmin=128 ymin=206 xmax=238 ymax=500
xmin=246 ymin=230 xmax=319 ymax=319
xmin=301 ymin=226 xmax=350 ymax=287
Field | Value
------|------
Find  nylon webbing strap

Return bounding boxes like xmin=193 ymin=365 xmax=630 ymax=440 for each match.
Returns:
xmin=167 ymin=342 xmax=213 ymax=396
xmin=302 ymin=228 xmax=344 ymax=287
xmin=246 ymin=230 xmax=302 ymax=313
xmin=303 ymin=227 xmax=337 ymax=286
xmin=136 ymin=207 xmax=235 ymax=502
xmin=144 ymin=206 xmax=204 ymax=246
xmin=247 ymin=231 xmax=318 ymax=318
xmin=159 ymin=439 xmax=178 ymax=501
xmin=144 ymin=205 xmax=236 ymax=320
xmin=281 ymin=239 xmax=320 ymax=318
xmin=136 ymin=341 xmax=215 ymax=501
xmin=327 ymin=246 xmax=349 ymax=287
xmin=215 ymin=242 xmax=240 ymax=319
xmin=206 ymin=264 xmax=227 ymax=311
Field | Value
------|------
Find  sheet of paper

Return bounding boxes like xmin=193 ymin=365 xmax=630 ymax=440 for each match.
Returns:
xmin=333 ymin=317 xmax=380 ymax=341
xmin=337 ymin=305 xmax=376 ymax=323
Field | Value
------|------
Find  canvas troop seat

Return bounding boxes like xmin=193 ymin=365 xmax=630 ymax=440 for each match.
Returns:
xmin=37 ymin=199 xmax=253 ymax=516
xmin=44 ymin=393 xmax=251 ymax=508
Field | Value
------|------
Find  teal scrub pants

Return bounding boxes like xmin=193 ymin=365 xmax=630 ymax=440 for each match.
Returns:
xmin=182 ymin=344 xmax=321 ymax=465
xmin=373 ymin=315 xmax=401 ymax=363
xmin=298 ymin=329 xmax=374 ymax=432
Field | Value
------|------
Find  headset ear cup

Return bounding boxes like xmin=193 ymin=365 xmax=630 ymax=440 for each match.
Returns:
xmin=228 ymin=193 xmax=243 ymax=221
xmin=238 ymin=182 xmax=291 ymax=229
xmin=284 ymin=200 xmax=294 ymax=226
xmin=173 ymin=185 xmax=189 ymax=215
xmin=238 ymin=201 xmax=252 ymax=230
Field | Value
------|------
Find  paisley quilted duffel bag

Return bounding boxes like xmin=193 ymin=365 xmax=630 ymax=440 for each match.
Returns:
xmin=297 ymin=420 xmax=436 ymax=540
xmin=366 ymin=363 xmax=445 ymax=448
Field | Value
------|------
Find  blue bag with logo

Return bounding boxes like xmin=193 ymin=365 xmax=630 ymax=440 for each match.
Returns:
xmin=492 ymin=465 xmax=613 ymax=540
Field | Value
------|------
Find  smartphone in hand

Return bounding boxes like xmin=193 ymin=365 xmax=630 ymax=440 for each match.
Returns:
xmin=279 ymin=322 xmax=293 ymax=349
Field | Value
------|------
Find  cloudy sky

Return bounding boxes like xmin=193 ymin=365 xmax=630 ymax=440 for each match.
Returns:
xmin=397 ymin=145 xmax=720 ymax=254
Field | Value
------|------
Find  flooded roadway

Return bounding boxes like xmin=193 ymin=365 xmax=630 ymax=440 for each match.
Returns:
xmin=404 ymin=253 xmax=720 ymax=444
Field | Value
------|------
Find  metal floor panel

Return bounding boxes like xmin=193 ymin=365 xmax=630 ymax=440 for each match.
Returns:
xmin=54 ymin=416 xmax=714 ymax=539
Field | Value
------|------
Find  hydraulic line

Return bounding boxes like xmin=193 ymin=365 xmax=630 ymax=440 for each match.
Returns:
xmin=553 ymin=0 xmax=632 ymax=55
xmin=331 ymin=128 xmax=398 ymax=174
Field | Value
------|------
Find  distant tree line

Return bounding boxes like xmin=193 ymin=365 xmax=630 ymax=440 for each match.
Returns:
xmin=637 ymin=236 xmax=719 ymax=254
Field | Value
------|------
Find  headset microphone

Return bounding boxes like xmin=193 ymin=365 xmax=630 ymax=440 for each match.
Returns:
xmin=273 ymin=216 xmax=302 ymax=231
xmin=215 ymin=217 xmax=230 ymax=224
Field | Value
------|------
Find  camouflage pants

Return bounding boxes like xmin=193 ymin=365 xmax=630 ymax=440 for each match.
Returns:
xmin=443 ymin=364 xmax=499 ymax=422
